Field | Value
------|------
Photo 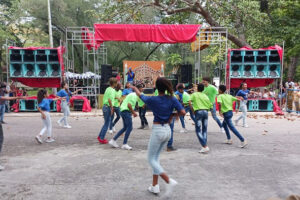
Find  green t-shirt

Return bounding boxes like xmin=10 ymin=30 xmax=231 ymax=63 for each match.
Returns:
xmin=217 ymin=94 xmax=237 ymax=114
xmin=203 ymin=84 xmax=218 ymax=103
xmin=113 ymin=90 xmax=122 ymax=107
xmin=103 ymin=87 xmax=115 ymax=106
xmin=182 ymin=92 xmax=191 ymax=105
xmin=138 ymin=92 xmax=145 ymax=107
xmin=154 ymin=89 xmax=158 ymax=96
xmin=190 ymin=92 xmax=212 ymax=110
xmin=120 ymin=93 xmax=138 ymax=112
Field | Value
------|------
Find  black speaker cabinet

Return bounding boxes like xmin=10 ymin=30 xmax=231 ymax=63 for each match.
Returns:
xmin=231 ymin=51 xmax=242 ymax=63
xmin=180 ymin=64 xmax=192 ymax=83
xmin=73 ymin=99 xmax=84 ymax=111
xmin=101 ymin=64 xmax=112 ymax=84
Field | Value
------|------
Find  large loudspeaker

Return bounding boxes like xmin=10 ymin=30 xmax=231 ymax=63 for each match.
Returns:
xmin=36 ymin=63 xmax=48 ymax=77
xmin=180 ymin=64 xmax=192 ymax=83
xmin=24 ymin=63 xmax=35 ymax=77
xmin=10 ymin=63 xmax=23 ymax=77
xmin=101 ymin=64 xmax=112 ymax=84
xmin=23 ymin=50 xmax=35 ymax=62
xmin=100 ymin=84 xmax=109 ymax=94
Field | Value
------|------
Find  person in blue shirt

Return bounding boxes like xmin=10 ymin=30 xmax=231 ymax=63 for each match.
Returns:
xmin=0 ymin=95 xmax=25 ymax=171
xmin=235 ymin=82 xmax=252 ymax=128
xmin=126 ymin=68 xmax=135 ymax=84
xmin=130 ymin=77 xmax=185 ymax=197
xmin=35 ymin=89 xmax=64 ymax=144
xmin=122 ymin=82 xmax=133 ymax=96
xmin=57 ymin=82 xmax=82 ymax=129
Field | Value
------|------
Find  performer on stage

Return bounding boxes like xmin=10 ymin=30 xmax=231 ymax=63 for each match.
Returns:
xmin=126 ymin=68 xmax=135 ymax=85
xmin=130 ymin=77 xmax=185 ymax=197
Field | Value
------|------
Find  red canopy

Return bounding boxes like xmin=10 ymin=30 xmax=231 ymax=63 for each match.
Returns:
xmin=94 ymin=24 xmax=201 ymax=44
xmin=226 ymin=45 xmax=283 ymax=88
xmin=81 ymin=27 xmax=101 ymax=51
xmin=9 ymin=46 xmax=64 ymax=88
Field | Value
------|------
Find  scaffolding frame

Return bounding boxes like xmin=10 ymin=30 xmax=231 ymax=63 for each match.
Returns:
xmin=64 ymin=27 xmax=108 ymax=109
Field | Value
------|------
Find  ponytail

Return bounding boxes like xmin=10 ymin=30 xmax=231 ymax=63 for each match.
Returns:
xmin=155 ymin=77 xmax=174 ymax=97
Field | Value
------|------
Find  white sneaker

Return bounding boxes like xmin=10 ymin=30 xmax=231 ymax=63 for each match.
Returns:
xmin=108 ymin=130 xmax=113 ymax=134
xmin=148 ymin=184 xmax=160 ymax=194
xmin=109 ymin=139 xmax=119 ymax=148
xmin=240 ymin=140 xmax=248 ymax=148
xmin=112 ymin=127 xmax=116 ymax=133
xmin=121 ymin=144 xmax=132 ymax=150
xmin=35 ymin=135 xmax=43 ymax=144
xmin=63 ymin=125 xmax=72 ymax=129
xmin=45 ymin=138 xmax=55 ymax=143
xmin=234 ymin=120 xmax=238 ymax=126
xmin=224 ymin=139 xmax=233 ymax=144
xmin=144 ymin=125 xmax=150 ymax=130
xmin=242 ymin=124 xmax=249 ymax=128
xmin=0 ymin=164 xmax=5 ymax=171
xmin=220 ymin=127 xmax=225 ymax=133
xmin=165 ymin=178 xmax=178 ymax=197
xmin=180 ymin=129 xmax=185 ymax=133
xmin=199 ymin=146 xmax=210 ymax=153
xmin=57 ymin=120 xmax=63 ymax=127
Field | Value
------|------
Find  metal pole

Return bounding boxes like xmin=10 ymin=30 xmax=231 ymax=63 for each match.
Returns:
xmin=47 ymin=0 xmax=53 ymax=48
xmin=280 ymin=41 xmax=285 ymax=111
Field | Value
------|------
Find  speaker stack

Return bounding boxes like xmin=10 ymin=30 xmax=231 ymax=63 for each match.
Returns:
xmin=100 ymin=64 xmax=112 ymax=94
xmin=229 ymin=50 xmax=281 ymax=79
xmin=179 ymin=64 xmax=193 ymax=84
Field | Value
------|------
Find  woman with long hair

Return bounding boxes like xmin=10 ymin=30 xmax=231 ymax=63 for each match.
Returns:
xmin=131 ymin=77 xmax=185 ymax=197
xmin=57 ymin=82 xmax=82 ymax=128
xmin=36 ymin=89 xmax=63 ymax=144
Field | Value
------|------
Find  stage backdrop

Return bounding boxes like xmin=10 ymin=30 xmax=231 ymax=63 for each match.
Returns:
xmin=123 ymin=61 xmax=165 ymax=88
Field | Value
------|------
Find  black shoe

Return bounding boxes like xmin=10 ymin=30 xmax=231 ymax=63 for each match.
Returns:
xmin=167 ymin=146 xmax=177 ymax=152
xmin=1 ymin=121 xmax=6 ymax=124
xmin=137 ymin=126 xmax=145 ymax=129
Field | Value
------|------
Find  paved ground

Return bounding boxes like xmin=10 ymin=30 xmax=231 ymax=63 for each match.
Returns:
xmin=0 ymin=112 xmax=299 ymax=200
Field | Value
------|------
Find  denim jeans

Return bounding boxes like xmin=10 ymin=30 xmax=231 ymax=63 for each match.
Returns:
xmin=211 ymin=103 xmax=222 ymax=128
xmin=39 ymin=111 xmax=52 ymax=137
xmin=148 ymin=124 xmax=171 ymax=175
xmin=110 ymin=107 xmax=121 ymax=130
xmin=194 ymin=110 xmax=208 ymax=147
xmin=0 ymin=104 xmax=5 ymax=122
xmin=139 ymin=106 xmax=148 ymax=126
xmin=167 ymin=117 xmax=176 ymax=148
xmin=58 ymin=101 xmax=70 ymax=126
xmin=0 ymin=124 xmax=3 ymax=153
xmin=222 ymin=111 xmax=244 ymax=142
xmin=98 ymin=105 xmax=112 ymax=140
xmin=179 ymin=106 xmax=196 ymax=128
xmin=113 ymin=111 xmax=132 ymax=144
xmin=236 ymin=100 xmax=247 ymax=126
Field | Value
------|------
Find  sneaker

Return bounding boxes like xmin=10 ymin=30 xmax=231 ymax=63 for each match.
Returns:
xmin=35 ymin=135 xmax=43 ymax=144
xmin=112 ymin=127 xmax=117 ymax=133
xmin=240 ymin=140 xmax=248 ymax=148
xmin=121 ymin=144 xmax=132 ymax=150
xmin=165 ymin=178 xmax=178 ymax=197
xmin=148 ymin=184 xmax=160 ymax=194
xmin=137 ymin=126 xmax=145 ymax=129
xmin=109 ymin=139 xmax=119 ymax=148
xmin=143 ymin=125 xmax=149 ymax=130
xmin=1 ymin=121 xmax=6 ymax=124
xmin=242 ymin=124 xmax=249 ymax=128
xmin=199 ymin=146 xmax=210 ymax=153
xmin=224 ymin=139 xmax=233 ymax=144
xmin=98 ymin=137 xmax=108 ymax=144
xmin=57 ymin=120 xmax=63 ymax=127
xmin=220 ymin=127 xmax=225 ymax=133
xmin=167 ymin=146 xmax=177 ymax=152
xmin=234 ymin=120 xmax=238 ymax=126
xmin=0 ymin=164 xmax=4 ymax=171
xmin=45 ymin=138 xmax=55 ymax=143
xmin=180 ymin=129 xmax=188 ymax=133
xmin=108 ymin=130 xmax=113 ymax=134
xmin=63 ymin=125 xmax=72 ymax=129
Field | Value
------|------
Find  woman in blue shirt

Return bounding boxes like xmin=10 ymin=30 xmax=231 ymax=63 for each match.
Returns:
xmin=57 ymin=82 xmax=82 ymax=129
xmin=235 ymin=83 xmax=251 ymax=128
xmin=131 ymin=77 xmax=185 ymax=197
xmin=35 ymin=89 xmax=64 ymax=144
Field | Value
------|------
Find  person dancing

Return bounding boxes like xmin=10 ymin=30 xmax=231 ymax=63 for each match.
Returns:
xmin=137 ymin=84 xmax=149 ymax=130
xmin=109 ymin=82 xmax=122 ymax=134
xmin=131 ymin=77 xmax=185 ymax=197
xmin=235 ymin=83 xmax=250 ymax=128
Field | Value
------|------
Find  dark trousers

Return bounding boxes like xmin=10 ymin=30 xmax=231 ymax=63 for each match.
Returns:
xmin=139 ymin=107 xmax=148 ymax=126
xmin=0 ymin=124 xmax=3 ymax=153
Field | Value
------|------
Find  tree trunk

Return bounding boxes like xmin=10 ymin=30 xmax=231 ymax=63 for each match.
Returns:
xmin=288 ymin=56 xmax=299 ymax=80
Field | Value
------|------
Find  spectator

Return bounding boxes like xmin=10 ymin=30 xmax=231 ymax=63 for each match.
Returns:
xmin=126 ymin=68 xmax=135 ymax=84
xmin=263 ymin=88 xmax=270 ymax=99
xmin=116 ymin=72 xmax=121 ymax=83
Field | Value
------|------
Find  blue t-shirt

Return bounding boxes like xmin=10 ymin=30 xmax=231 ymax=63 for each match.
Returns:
xmin=174 ymin=91 xmax=183 ymax=103
xmin=236 ymin=89 xmax=250 ymax=100
xmin=127 ymin=71 xmax=134 ymax=82
xmin=57 ymin=89 xmax=72 ymax=102
xmin=140 ymin=95 xmax=183 ymax=123
xmin=122 ymin=88 xmax=133 ymax=96
xmin=38 ymin=99 xmax=53 ymax=112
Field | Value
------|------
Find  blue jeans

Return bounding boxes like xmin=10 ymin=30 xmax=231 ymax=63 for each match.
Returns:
xmin=113 ymin=111 xmax=132 ymax=144
xmin=0 ymin=124 xmax=3 ymax=153
xmin=98 ymin=105 xmax=112 ymax=140
xmin=194 ymin=110 xmax=208 ymax=147
xmin=0 ymin=104 xmax=5 ymax=122
xmin=139 ymin=106 xmax=148 ymax=126
xmin=148 ymin=124 xmax=171 ymax=175
xmin=222 ymin=111 xmax=244 ymax=142
xmin=110 ymin=107 xmax=121 ymax=130
xmin=211 ymin=103 xmax=222 ymax=128
xmin=167 ymin=117 xmax=176 ymax=148
xmin=179 ymin=106 xmax=196 ymax=128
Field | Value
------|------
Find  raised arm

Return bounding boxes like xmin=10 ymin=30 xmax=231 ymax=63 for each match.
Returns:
xmin=130 ymin=86 xmax=142 ymax=97
xmin=1 ymin=96 xmax=25 ymax=101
